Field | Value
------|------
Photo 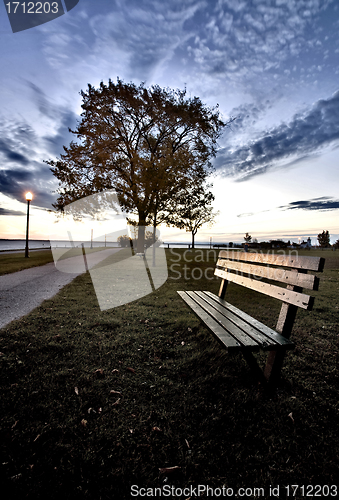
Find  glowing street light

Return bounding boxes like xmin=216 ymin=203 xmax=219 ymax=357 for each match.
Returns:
xmin=25 ymin=192 xmax=33 ymax=258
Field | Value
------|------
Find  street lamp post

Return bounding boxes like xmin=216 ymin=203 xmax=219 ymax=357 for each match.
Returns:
xmin=25 ymin=192 xmax=33 ymax=258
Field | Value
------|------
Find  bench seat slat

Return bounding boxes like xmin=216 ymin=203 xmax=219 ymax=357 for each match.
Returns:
xmin=195 ymin=291 xmax=280 ymax=349
xmin=186 ymin=291 xmax=261 ymax=350
xmin=214 ymin=268 xmax=314 ymax=310
xmin=177 ymin=291 xmax=241 ymax=351
xmin=216 ymin=259 xmax=319 ymax=290
xmin=204 ymin=291 xmax=295 ymax=349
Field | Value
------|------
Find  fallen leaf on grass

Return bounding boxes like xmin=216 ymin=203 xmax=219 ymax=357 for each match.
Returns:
xmin=74 ymin=387 xmax=79 ymax=395
xmin=110 ymin=390 xmax=122 ymax=396
xmin=288 ymin=412 xmax=294 ymax=423
xmin=126 ymin=367 xmax=136 ymax=374
xmin=112 ymin=398 xmax=121 ymax=406
xmin=111 ymin=369 xmax=119 ymax=374
xmin=159 ymin=466 xmax=181 ymax=474
xmin=93 ymin=368 xmax=104 ymax=377
xmin=81 ymin=419 xmax=87 ymax=427
xmin=152 ymin=426 xmax=162 ymax=433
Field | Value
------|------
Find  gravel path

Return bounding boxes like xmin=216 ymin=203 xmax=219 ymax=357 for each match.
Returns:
xmin=0 ymin=248 xmax=120 ymax=329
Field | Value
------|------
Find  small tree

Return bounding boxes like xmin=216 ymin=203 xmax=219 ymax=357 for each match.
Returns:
xmin=166 ymin=182 xmax=218 ymax=249
xmin=244 ymin=233 xmax=252 ymax=243
xmin=334 ymin=239 xmax=339 ymax=250
xmin=317 ymin=230 xmax=330 ymax=248
xmin=117 ymin=235 xmax=132 ymax=248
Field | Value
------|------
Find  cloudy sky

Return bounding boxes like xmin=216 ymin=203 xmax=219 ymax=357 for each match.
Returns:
xmin=0 ymin=0 xmax=338 ymax=245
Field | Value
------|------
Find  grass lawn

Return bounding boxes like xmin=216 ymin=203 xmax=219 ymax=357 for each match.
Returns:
xmin=0 ymin=247 xmax=112 ymax=276
xmin=0 ymin=250 xmax=54 ymax=276
xmin=0 ymin=248 xmax=338 ymax=499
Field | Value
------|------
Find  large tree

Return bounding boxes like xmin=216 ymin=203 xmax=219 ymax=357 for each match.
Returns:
xmin=46 ymin=79 xmax=227 ymax=252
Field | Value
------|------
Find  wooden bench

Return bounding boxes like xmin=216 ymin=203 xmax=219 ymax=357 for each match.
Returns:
xmin=178 ymin=251 xmax=325 ymax=390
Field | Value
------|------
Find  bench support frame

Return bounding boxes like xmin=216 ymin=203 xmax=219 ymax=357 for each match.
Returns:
xmin=178 ymin=251 xmax=325 ymax=392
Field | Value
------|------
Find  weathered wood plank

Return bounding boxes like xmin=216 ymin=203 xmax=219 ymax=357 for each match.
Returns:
xmin=218 ymin=251 xmax=325 ymax=272
xmin=177 ymin=291 xmax=241 ymax=351
xmin=204 ymin=292 xmax=295 ymax=349
xmin=214 ymin=268 xmax=314 ymax=310
xmin=186 ymin=291 xmax=260 ymax=349
xmin=194 ymin=291 xmax=278 ymax=349
xmin=216 ymin=259 xmax=318 ymax=290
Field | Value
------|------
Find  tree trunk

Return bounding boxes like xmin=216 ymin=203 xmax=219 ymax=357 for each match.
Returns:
xmin=137 ymin=212 xmax=146 ymax=253
xmin=152 ymin=212 xmax=157 ymax=267
xmin=191 ymin=230 xmax=196 ymax=249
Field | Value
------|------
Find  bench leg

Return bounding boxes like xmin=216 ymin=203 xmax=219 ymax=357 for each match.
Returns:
xmin=242 ymin=349 xmax=288 ymax=391
xmin=242 ymin=351 xmax=267 ymax=386
xmin=264 ymin=350 xmax=287 ymax=389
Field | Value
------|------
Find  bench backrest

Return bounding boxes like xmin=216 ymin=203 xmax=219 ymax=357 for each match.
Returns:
xmin=215 ymin=250 xmax=325 ymax=337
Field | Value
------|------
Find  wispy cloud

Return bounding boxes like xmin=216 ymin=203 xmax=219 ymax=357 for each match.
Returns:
xmin=88 ymin=0 xmax=206 ymax=80
xmin=216 ymin=89 xmax=339 ymax=179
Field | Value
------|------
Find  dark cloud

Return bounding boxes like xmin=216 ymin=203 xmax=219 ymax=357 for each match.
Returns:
xmin=0 ymin=117 xmax=57 ymax=208
xmin=0 ymin=96 xmax=78 ymax=208
xmin=0 ymin=120 xmax=39 ymax=168
xmin=237 ymin=196 xmax=339 ymax=218
xmin=0 ymin=167 xmax=57 ymax=208
xmin=280 ymin=197 xmax=339 ymax=211
xmin=0 ymin=207 xmax=26 ymax=216
xmin=28 ymin=82 xmax=55 ymax=119
xmin=0 ymin=138 xmax=29 ymax=166
xmin=216 ymin=90 xmax=339 ymax=179
xmin=43 ymin=110 xmax=79 ymax=156
xmin=27 ymin=82 xmax=78 ymax=156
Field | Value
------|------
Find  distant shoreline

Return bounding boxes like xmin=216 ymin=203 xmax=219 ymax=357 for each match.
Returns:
xmin=0 ymin=247 xmax=51 ymax=254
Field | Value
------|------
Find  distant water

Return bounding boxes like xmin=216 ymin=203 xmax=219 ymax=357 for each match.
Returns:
xmin=0 ymin=239 xmax=119 ymax=251
xmin=0 ymin=239 xmax=231 ymax=251
xmin=0 ymin=239 xmax=51 ymax=251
